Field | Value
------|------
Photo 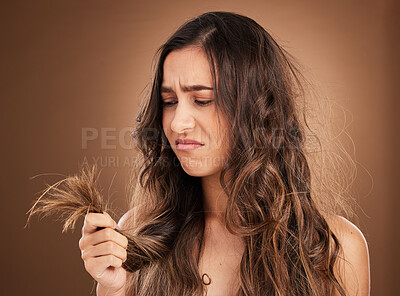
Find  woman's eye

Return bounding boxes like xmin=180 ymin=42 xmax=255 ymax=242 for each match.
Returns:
xmin=162 ymin=101 xmax=177 ymax=107
xmin=161 ymin=99 xmax=213 ymax=107
xmin=195 ymin=100 xmax=213 ymax=106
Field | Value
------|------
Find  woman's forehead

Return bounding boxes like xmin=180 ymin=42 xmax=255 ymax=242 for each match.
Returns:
xmin=162 ymin=47 xmax=213 ymax=90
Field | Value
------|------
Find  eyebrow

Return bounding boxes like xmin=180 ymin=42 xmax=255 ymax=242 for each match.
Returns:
xmin=160 ymin=84 xmax=214 ymax=93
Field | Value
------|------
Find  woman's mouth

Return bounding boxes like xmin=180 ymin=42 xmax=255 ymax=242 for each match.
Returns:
xmin=176 ymin=143 xmax=204 ymax=151
xmin=175 ymin=138 xmax=204 ymax=151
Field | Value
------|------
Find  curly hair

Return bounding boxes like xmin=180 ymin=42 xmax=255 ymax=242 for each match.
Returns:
xmin=26 ymin=10 xmax=357 ymax=296
xmin=123 ymin=11 xmax=355 ymax=295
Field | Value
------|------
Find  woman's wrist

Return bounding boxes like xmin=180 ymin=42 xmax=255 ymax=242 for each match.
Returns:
xmin=96 ymin=283 xmax=126 ymax=296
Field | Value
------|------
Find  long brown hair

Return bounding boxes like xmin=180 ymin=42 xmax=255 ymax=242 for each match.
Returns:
xmin=125 ymin=11 xmax=353 ymax=295
xmin=26 ymin=11 xmax=356 ymax=296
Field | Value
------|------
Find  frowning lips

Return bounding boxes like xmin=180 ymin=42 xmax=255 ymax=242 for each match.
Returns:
xmin=175 ymin=138 xmax=205 ymax=151
xmin=175 ymin=138 xmax=204 ymax=145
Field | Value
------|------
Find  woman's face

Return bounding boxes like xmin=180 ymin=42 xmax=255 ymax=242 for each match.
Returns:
xmin=161 ymin=46 xmax=230 ymax=177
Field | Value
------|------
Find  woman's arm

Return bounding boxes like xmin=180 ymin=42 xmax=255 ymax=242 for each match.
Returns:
xmin=326 ymin=214 xmax=371 ymax=296
xmin=97 ymin=283 xmax=126 ymax=296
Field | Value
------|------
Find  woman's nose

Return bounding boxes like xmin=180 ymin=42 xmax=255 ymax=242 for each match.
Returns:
xmin=170 ymin=101 xmax=195 ymax=134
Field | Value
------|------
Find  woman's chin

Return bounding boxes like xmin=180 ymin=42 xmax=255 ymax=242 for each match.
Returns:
xmin=180 ymin=166 xmax=206 ymax=177
xmin=180 ymin=165 xmax=218 ymax=178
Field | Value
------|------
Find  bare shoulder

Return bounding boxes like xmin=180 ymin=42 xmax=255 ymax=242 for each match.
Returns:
xmin=322 ymin=213 xmax=371 ymax=296
xmin=323 ymin=213 xmax=368 ymax=246
xmin=117 ymin=207 xmax=136 ymax=230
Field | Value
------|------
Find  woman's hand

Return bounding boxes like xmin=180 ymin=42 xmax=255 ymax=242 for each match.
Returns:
xmin=79 ymin=211 xmax=128 ymax=294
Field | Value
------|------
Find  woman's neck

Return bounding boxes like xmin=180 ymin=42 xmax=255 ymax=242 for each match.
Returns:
xmin=201 ymin=171 xmax=228 ymax=224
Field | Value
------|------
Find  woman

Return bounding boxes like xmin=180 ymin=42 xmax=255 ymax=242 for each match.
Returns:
xmin=78 ymin=11 xmax=370 ymax=296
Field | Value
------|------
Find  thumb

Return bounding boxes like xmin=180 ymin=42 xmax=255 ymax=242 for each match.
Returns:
xmin=103 ymin=211 xmax=119 ymax=229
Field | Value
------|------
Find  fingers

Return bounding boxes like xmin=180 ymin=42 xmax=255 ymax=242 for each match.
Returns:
xmin=82 ymin=212 xmax=117 ymax=235
xmin=81 ymin=241 xmax=128 ymax=263
xmin=84 ymin=255 xmax=124 ymax=277
xmin=78 ymin=211 xmax=128 ymax=290
xmin=79 ymin=227 xmax=129 ymax=250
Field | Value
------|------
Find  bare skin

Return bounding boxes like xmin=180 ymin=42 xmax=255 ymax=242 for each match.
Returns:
xmin=79 ymin=212 xmax=128 ymax=296
xmin=198 ymin=171 xmax=244 ymax=295
xmin=199 ymin=169 xmax=370 ymax=296
xmin=79 ymin=192 xmax=370 ymax=296
xmin=79 ymin=46 xmax=370 ymax=296
xmin=196 ymin=216 xmax=245 ymax=296
xmin=161 ymin=47 xmax=246 ymax=295
xmin=195 ymin=187 xmax=371 ymax=296
xmin=161 ymin=46 xmax=370 ymax=295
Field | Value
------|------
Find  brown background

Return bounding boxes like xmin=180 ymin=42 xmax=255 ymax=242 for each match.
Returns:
xmin=1 ymin=0 xmax=398 ymax=295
